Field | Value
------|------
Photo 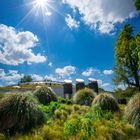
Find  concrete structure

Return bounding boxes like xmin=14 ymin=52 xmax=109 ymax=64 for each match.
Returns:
xmin=88 ymin=78 xmax=98 ymax=94
xmin=76 ymin=79 xmax=85 ymax=92
xmin=63 ymin=80 xmax=73 ymax=99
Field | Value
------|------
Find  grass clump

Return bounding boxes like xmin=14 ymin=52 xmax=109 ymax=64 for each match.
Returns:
xmin=92 ymin=93 xmax=119 ymax=112
xmin=34 ymin=86 xmax=57 ymax=105
xmin=0 ymin=93 xmax=45 ymax=135
xmin=73 ymin=88 xmax=95 ymax=106
xmin=125 ymin=93 xmax=140 ymax=128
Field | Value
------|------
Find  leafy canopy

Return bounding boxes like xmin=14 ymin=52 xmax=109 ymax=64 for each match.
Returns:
xmin=114 ymin=24 xmax=140 ymax=89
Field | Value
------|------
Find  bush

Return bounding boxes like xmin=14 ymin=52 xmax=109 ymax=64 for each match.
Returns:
xmin=125 ymin=93 xmax=140 ymax=128
xmin=34 ymin=86 xmax=57 ymax=105
xmin=92 ymin=93 xmax=119 ymax=112
xmin=0 ymin=93 xmax=45 ymax=135
xmin=73 ymin=88 xmax=95 ymax=106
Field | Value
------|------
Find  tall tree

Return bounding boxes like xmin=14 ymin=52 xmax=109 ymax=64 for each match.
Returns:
xmin=20 ymin=75 xmax=33 ymax=83
xmin=135 ymin=0 xmax=140 ymax=10
xmin=114 ymin=24 xmax=140 ymax=89
xmin=136 ymin=33 xmax=140 ymax=67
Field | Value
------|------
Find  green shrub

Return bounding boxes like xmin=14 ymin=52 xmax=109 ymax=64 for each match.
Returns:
xmin=63 ymin=118 xmax=81 ymax=137
xmin=92 ymin=93 xmax=119 ymax=112
xmin=0 ymin=93 xmax=45 ymax=135
xmin=73 ymin=88 xmax=95 ymax=106
xmin=63 ymin=113 xmax=95 ymax=140
xmin=40 ymin=102 xmax=60 ymax=120
xmin=42 ymin=124 xmax=63 ymax=140
xmin=34 ymin=86 xmax=57 ymax=105
xmin=125 ymin=93 xmax=140 ymax=128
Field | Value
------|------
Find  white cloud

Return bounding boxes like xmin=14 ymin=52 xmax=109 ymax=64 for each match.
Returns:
xmin=65 ymin=14 xmax=80 ymax=29
xmin=101 ymin=83 xmax=111 ymax=87
xmin=31 ymin=74 xmax=44 ymax=81
xmin=62 ymin=0 xmax=138 ymax=34
xmin=48 ymin=62 xmax=53 ymax=67
xmin=103 ymin=70 xmax=114 ymax=75
xmin=45 ymin=74 xmax=58 ymax=81
xmin=82 ymin=68 xmax=100 ymax=77
xmin=2 ymin=71 xmax=23 ymax=84
xmin=82 ymin=68 xmax=94 ymax=77
xmin=0 ymin=69 xmax=5 ymax=78
xmin=0 ymin=69 xmax=44 ymax=85
xmin=55 ymin=65 xmax=76 ymax=77
xmin=0 ymin=24 xmax=47 ymax=65
xmin=8 ymin=70 xmax=18 ymax=75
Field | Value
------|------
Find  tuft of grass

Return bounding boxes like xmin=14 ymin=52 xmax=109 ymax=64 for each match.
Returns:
xmin=73 ymin=88 xmax=95 ymax=106
xmin=0 ymin=93 xmax=45 ymax=135
xmin=34 ymin=86 xmax=57 ymax=105
xmin=125 ymin=93 xmax=140 ymax=128
xmin=92 ymin=93 xmax=119 ymax=112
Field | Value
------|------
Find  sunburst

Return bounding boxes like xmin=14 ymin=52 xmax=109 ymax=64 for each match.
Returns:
xmin=35 ymin=0 xmax=48 ymax=8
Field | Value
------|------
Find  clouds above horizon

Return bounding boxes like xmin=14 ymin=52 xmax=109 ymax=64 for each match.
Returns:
xmin=103 ymin=70 xmax=114 ymax=75
xmin=0 ymin=24 xmax=47 ymax=65
xmin=62 ymin=0 xmax=138 ymax=34
xmin=0 ymin=69 xmax=44 ymax=85
xmin=55 ymin=65 xmax=76 ymax=77
xmin=82 ymin=68 xmax=94 ymax=77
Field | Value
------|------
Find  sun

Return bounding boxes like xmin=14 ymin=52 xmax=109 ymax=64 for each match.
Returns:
xmin=35 ymin=0 xmax=48 ymax=8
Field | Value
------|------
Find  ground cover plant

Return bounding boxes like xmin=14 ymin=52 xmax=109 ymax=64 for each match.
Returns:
xmin=0 ymin=89 xmax=140 ymax=140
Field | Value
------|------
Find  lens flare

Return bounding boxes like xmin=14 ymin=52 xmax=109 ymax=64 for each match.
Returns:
xmin=35 ymin=0 xmax=47 ymax=7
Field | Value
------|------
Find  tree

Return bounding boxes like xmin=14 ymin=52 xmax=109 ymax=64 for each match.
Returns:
xmin=136 ymin=33 xmax=140 ymax=67
xmin=135 ymin=0 xmax=140 ymax=10
xmin=20 ymin=75 xmax=33 ymax=83
xmin=114 ymin=24 xmax=140 ymax=90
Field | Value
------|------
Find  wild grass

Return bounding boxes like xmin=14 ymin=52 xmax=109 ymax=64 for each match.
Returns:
xmin=0 ymin=90 xmax=140 ymax=139
xmin=73 ymin=88 xmax=95 ymax=106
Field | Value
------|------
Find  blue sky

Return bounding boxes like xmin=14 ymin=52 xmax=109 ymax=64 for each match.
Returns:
xmin=0 ymin=0 xmax=140 ymax=91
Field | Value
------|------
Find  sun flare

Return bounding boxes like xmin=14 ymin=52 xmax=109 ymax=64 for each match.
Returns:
xmin=35 ymin=0 xmax=48 ymax=7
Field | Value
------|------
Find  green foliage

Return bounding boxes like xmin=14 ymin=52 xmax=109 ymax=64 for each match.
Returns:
xmin=0 ymin=93 xmax=45 ymax=135
xmin=136 ymin=33 xmax=140 ymax=68
xmin=0 ymin=93 xmax=139 ymax=139
xmin=58 ymin=96 xmax=72 ymax=105
xmin=73 ymin=88 xmax=95 ymax=106
xmin=63 ymin=114 xmax=95 ymax=140
xmin=64 ymin=118 xmax=81 ymax=137
xmin=135 ymin=0 xmax=140 ymax=10
xmin=34 ymin=86 xmax=57 ymax=105
xmin=20 ymin=75 xmax=33 ymax=83
xmin=125 ymin=93 xmax=140 ymax=128
xmin=114 ymin=24 xmax=140 ymax=89
xmin=40 ymin=101 xmax=61 ymax=120
xmin=92 ymin=93 xmax=119 ymax=112
xmin=116 ymin=86 xmax=139 ymax=99
xmin=42 ymin=124 xmax=63 ymax=140
xmin=91 ymin=104 xmax=113 ymax=120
